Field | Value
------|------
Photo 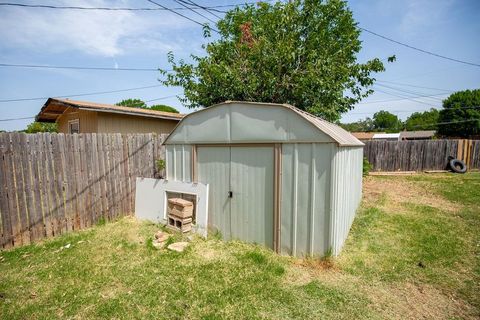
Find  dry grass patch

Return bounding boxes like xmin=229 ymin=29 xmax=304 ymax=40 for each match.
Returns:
xmin=365 ymin=281 xmax=476 ymax=320
xmin=363 ymin=175 xmax=461 ymax=212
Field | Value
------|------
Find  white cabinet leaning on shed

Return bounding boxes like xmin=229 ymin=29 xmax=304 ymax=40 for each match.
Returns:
xmin=164 ymin=101 xmax=364 ymax=257
xmin=135 ymin=178 xmax=209 ymax=237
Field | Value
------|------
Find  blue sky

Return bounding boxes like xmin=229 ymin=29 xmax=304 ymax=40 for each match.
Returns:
xmin=0 ymin=0 xmax=479 ymax=131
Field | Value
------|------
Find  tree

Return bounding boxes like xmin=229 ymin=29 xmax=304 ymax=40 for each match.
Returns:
xmin=404 ymin=108 xmax=439 ymax=131
xmin=150 ymin=104 xmax=179 ymax=113
xmin=340 ymin=117 xmax=374 ymax=132
xmin=24 ymin=122 xmax=58 ymax=133
xmin=116 ymin=98 xmax=147 ymax=108
xmin=115 ymin=99 xmax=179 ymax=113
xmin=372 ymin=110 xmax=402 ymax=132
xmin=161 ymin=0 xmax=388 ymax=121
xmin=437 ymin=89 xmax=480 ymax=138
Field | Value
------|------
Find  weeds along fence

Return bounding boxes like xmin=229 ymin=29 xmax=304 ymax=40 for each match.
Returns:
xmin=0 ymin=132 xmax=167 ymax=249
xmin=364 ymin=139 xmax=480 ymax=172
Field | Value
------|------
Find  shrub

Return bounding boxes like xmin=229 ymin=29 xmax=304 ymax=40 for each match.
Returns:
xmin=363 ymin=157 xmax=372 ymax=176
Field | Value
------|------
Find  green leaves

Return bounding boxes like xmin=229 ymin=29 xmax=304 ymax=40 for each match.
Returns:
xmin=438 ymin=89 xmax=480 ymax=137
xmin=161 ymin=0 xmax=386 ymax=121
xmin=24 ymin=122 xmax=57 ymax=133
xmin=405 ymin=108 xmax=439 ymax=131
xmin=115 ymin=98 xmax=147 ymax=108
xmin=372 ymin=110 xmax=403 ymax=132
xmin=115 ymin=98 xmax=178 ymax=113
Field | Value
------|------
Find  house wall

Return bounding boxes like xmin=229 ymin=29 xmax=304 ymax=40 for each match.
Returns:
xmin=57 ymin=109 xmax=98 ymax=133
xmin=96 ymin=112 xmax=178 ymax=134
xmin=329 ymin=146 xmax=363 ymax=255
xmin=280 ymin=143 xmax=333 ymax=257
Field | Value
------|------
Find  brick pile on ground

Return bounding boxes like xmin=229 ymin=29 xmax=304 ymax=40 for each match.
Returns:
xmin=151 ymin=230 xmax=189 ymax=252
xmin=167 ymin=198 xmax=194 ymax=233
xmin=152 ymin=230 xmax=170 ymax=249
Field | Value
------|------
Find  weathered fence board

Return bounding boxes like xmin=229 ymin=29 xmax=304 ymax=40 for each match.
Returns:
xmin=364 ymin=139 xmax=480 ymax=172
xmin=0 ymin=132 xmax=167 ymax=249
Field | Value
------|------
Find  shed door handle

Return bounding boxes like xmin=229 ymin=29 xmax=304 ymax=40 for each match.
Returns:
xmin=228 ymin=191 xmax=233 ymax=198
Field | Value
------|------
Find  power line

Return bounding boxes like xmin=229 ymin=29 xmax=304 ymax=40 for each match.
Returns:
xmin=374 ymin=84 xmax=445 ymax=103
xmin=357 ymin=92 xmax=449 ymax=105
xmin=0 ymin=63 xmax=161 ymax=72
xmin=0 ymin=116 xmax=35 ymax=122
xmin=145 ymin=95 xmax=179 ymax=102
xmin=0 ymin=2 xmax=253 ymax=11
xmin=172 ymin=0 xmax=217 ymax=24
xmin=180 ymin=0 xmax=223 ymax=19
xmin=376 ymin=80 xmax=454 ymax=93
xmin=146 ymin=0 xmax=219 ymax=33
xmin=373 ymin=87 xmax=444 ymax=106
xmin=0 ymin=84 xmax=166 ymax=102
xmin=349 ymin=105 xmax=480 ymax=116
xmin=411 ymin=119 xmax=479 ymax=129
xmin=359 ymin=27 xmax=480 ymax=68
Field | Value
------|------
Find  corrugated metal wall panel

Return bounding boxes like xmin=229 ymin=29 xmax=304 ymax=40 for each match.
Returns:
xmin=329 ymin=146 xmax=363 ymax=255
xmin=166 ymin=144 xmax=192 ymax=182
xmin=281 ymin=143 xmax=333 ymax=257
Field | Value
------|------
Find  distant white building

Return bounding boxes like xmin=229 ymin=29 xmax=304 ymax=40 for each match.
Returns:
xmin=372 ymin=133 xmax=400 ymax=141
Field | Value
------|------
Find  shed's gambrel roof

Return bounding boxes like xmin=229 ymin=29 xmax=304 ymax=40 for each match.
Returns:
xmin=284 ymin=104 xmax=363 ymax=146
xmin=164 ymin=101 xmax=363 ymax=146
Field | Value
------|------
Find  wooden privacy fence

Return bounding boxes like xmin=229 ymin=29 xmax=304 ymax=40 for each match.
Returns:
xmin=0 ymin=133 xmax=166 ymax=249
xmin=364 ymin=139 xmax=480 ymax=172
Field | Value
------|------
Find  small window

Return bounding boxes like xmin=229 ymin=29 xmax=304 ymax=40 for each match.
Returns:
xmin=68 ymin=119 xmax=79 ymax=134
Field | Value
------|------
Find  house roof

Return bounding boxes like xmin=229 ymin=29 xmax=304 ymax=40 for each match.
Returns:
xmin=351 ymin=132 xmax=382 ymax=140
xmin=400 ymin=130 xmax=436 ymax=139
xmin=165 ymin=101 xmax=364 ymax=146
xmin=36 ymin=98 xmax=184 ymax=123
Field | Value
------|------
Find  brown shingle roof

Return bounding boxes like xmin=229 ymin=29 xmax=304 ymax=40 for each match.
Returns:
xmin=351 ymin=132 xmax=380 ymax=140
xmin=36 ymin=98 xmax=184 ymax=122
xmin=400 ymin=130 xmax=436 ymax=139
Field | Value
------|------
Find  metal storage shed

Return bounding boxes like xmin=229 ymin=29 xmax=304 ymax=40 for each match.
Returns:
xmin=164 ymin=101 xmax=364 ymax=256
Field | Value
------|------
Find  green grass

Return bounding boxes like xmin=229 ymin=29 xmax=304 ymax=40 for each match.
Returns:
xmin=0 ymin=219 xmax=373 ymax=319
xmin=339 ymin=173 xmax=480 ymax=315
xmin=0 ymin=173 xmax=479 ymax=319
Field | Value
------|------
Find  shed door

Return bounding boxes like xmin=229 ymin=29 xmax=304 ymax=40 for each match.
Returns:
xmin=197 ymin=147 xmax=231 ymax=239
xmin=197 ymin=146 xmax=274 ymax=249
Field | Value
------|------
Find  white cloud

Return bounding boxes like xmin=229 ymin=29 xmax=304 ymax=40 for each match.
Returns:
xmin=398 ymin=0 xmax=454 ymax=37
xmin=0 ymin=0 xmax=193 ymax=57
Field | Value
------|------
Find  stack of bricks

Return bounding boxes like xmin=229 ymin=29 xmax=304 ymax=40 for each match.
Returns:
xmin=167 ymin=198 xmax=193 ymax=233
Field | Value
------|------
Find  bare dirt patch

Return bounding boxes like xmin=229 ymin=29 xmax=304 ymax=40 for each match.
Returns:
xmin=285 ymin=262 xmax=476 ymax=320
xmin=363 ymin=176 xmax=460 ymax=212
xmin=191 ymin=240 xmax=232 ymax=262
xmin=366 ymin=282 xmax=476 ymax=320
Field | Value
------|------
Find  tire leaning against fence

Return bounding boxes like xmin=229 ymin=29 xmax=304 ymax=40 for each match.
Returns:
xmin=449 ymin=158 xmax=467 ymax=174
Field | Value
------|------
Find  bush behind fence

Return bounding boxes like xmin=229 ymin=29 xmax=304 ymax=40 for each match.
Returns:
xmin=0 ymin=132 xmax=166 ymax=249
